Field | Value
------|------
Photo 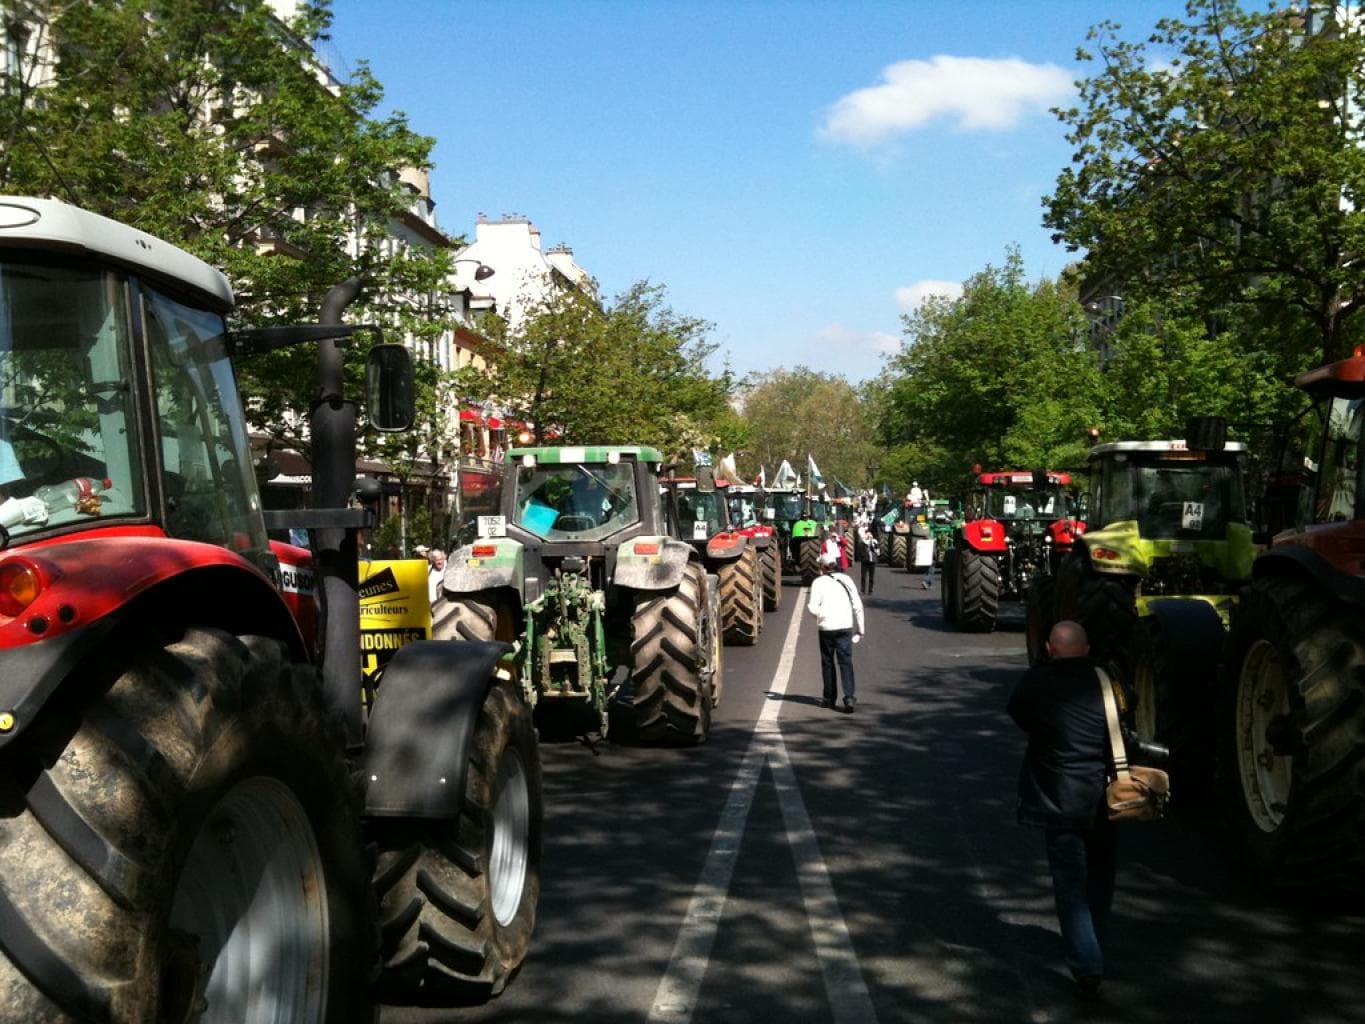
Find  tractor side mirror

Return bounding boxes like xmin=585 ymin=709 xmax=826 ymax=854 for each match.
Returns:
xmin=366 ymin=344 xmax=414 ymax=432
xmin=1186 ymin=416 xmax=1228 ymax=452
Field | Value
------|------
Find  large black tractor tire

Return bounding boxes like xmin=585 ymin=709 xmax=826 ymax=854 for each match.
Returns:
xmin=1219 ymin=576 xmax=1365 ymax=889
xmin=940 ymin=547 xmax=960 ymax=624
xmin=1054 ymin=553 xmax=1138 ymax=666
xmin=956 ymin=549 xmax=1000 ymax=633
xmin=1024 ymin=574 xmax=1056 ymax=666
xmin=631 ymin=564 xmax=713 ymax=744
xmin=889 ymin=534 xmax=909 ymax=571
xmin=718 ymin=547 xmax=763 ymax=646
xmin=0 ymin=628 xmax=373 ymax=1024
xmin=1129 ymin=602 xmax=1224 ymax=792
xmin=432 ymin=591 xmax=499 ymax=643
xmin=759 ymin=542 xmax=782 ymax=613
xmin=798 ymin=538 xmax=821 ymax=586
xmin=373 ymin=679 xmax=542 ymax=1005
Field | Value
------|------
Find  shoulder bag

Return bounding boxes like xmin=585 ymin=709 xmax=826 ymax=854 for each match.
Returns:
xmin=1097 ymin=667 xmax=1170 ymax=822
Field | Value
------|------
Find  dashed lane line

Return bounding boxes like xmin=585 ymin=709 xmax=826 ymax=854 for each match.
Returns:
xmin=648 ymin=597 xmax=878 ymax=1023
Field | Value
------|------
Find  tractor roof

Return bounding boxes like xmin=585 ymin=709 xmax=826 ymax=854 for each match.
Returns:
xmin=978 ymin=471 xmax=1072 ymax=486
xmin=1087 ymin=440 xmax=1248 ymax=459
xmin=1294 ymin=350 xmax=1365 ymax=399
xmin=508 ymin=445 xmax=664 ymax=464
xmin=0 ymin=196 xmax=233 ymax=310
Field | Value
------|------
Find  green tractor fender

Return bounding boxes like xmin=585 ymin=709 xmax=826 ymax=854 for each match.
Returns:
xmin=614 ymin=535 xmax=694 ymax=591
xmin=791 ymin=518 xmax=819 ymax=540
xmin=444 ymin=537 xmax=526 ymax=605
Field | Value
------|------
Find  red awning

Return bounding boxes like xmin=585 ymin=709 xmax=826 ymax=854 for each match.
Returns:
xmin=459 ymin=409 xmax=484 ymax=423
xmin=486 ymin=417 xmax=503 ymax=430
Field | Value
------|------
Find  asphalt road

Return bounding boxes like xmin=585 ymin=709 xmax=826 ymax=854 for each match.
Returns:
xmin=386 ymin=565 xmax=1365 ymax=1024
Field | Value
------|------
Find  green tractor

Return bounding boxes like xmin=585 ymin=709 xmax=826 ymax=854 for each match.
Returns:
xmin=763 ymin=488 xmax=829 ymax=583
xmin=440 ymin=446 xmax=723 ymax=744
xmin=1045 ymin=423 xmax=1255 ymax=773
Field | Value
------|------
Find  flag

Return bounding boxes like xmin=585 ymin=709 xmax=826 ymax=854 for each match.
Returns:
xmin=692 ymin=448 xmax=712 ymax=467
xmin=757 ymin=465 xmax=767 ymax=488
xmin=717 ymin=452 xmax=744 ymax=485
xmin=773 ymin=460 xmax=798 ymax=488
xmin=807 ymin=455 xmax=825 ymax=491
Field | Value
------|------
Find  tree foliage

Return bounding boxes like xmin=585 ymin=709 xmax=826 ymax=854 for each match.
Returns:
xmin=1 ymin=0 xmax=454 ymax=466
xmin=482 ymin=282 xmax=740 ymax=459
xmin=1045 ymin=0 xmax=1365 ymax=364
xmin=878 ymin=249 xmax=1103 ymax=494
xmin=738 ymin=368 xmax=879 ymax=490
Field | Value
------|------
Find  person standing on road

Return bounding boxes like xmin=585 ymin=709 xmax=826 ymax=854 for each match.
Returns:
xmin=855 ymin=520 xmax=879 ymax=595
xmin=807 ymin=550 xmax=865 ymax=712
xmin=426 ymin=547 xmax=447 ymax=607
xmin=1006 ymin=620 xmax=1117 ymax=996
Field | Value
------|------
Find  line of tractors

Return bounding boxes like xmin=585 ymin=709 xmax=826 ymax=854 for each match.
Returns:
xmin=1 ymin=196 xmax=1360 ymax=1023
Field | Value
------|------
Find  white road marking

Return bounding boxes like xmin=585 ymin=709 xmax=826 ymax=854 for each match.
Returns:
xmin=648 ymin=598 xmax=879 ymax=1023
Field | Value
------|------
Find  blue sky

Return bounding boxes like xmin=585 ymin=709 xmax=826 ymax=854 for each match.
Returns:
xmin=324 ymin=1 xmax=1185 ymax=384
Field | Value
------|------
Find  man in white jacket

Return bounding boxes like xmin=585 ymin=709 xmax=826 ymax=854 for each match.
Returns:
xmin=807 ymin=551 xmax=865 ymax=712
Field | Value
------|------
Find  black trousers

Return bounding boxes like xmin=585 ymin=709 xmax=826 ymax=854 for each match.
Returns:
xmin=859 ymin=559 xmax=875 ymax=594
xmin=818 ymin=628 xmax=856 ymax=704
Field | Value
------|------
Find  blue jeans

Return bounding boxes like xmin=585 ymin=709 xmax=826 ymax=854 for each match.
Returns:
xmin=1045 ymin=823 xmax=1117 ymax=979
xmin=818 ymin=628 xmax=855 ymax=704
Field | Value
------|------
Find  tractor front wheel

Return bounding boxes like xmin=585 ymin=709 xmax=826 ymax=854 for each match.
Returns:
xmin=373 ymin=679 xmax=542 ymax=1004
xmin=631 ymin=564 xmax=713 ymax=744
xmin=0 ymin=628 xmax=372 ymax=1023
xmin=1055 ymin=554 xmax=1137 ymax=666
xmin=940 ymin=547 xmax=960 ymax=624
xmin=889 ymin=534 xmax=908 ymax=570
xmin=798 ymin=538 xmax=821 ymax=586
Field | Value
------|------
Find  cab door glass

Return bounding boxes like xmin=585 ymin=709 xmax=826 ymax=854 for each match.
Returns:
xmin=144 ymin=288 xmax=267 ymax=553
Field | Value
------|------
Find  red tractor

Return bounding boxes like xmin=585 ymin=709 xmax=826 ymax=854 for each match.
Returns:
xmin=0 ymin=197 xmax=541 ymax=1020
xmin=1220 ymin=349 xmax=1365 ymax=888
xmin=941 ymin=470 xmax=1083 ymax=633
xmin=724 ymin=484 xmax=782 ymax=612
xmin=661 ymin=472 xmax=764 ymax=645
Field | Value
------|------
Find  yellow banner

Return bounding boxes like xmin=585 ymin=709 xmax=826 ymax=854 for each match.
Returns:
xmin=358 ymin=559 xmax=432 ymax=690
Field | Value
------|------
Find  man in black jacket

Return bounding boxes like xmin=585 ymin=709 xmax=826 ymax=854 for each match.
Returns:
xmin=1007 ymin=620 xmax=1115 ymax=996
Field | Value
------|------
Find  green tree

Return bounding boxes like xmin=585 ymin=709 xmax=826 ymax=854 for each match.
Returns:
xmin=484 ymin=282 xmax=739 ymax=459
xmin=1046 ymin=1 xmax=1365 ymax=365
xmin=1 ymin=0 xmax=453 ymax=464
xmin=880 ymin=249 xmax=1103 ymax=495
xmin=739 ymin=368 xmax=878 ymax=490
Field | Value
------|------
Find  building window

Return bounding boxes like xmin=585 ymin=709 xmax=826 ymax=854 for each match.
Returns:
xmin=3 ymin=20 xmax=30 ymax=88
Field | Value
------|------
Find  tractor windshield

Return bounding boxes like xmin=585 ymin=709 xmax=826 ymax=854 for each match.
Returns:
xmin=765 ymin=492 xmax=804 ymax=521
xmin=1303 ymin=396 xmax=1365 ymax=524
xmin=0 ymin=259 xmax=145 ymax=538
xmin=514 ymin=461 xmax=639 ymax=540
xmin=727 ymin=492 xmax=756 ymax=527
xmin=982 ymin=485 xmax=1067 ymax=521
xmin=671 ymin=487 xmax=726 ymax=540
xmin=1099 ymin=452 xmax=1248 ymax=538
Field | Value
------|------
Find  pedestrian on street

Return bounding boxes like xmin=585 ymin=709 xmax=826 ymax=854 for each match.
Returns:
xmin=807 ymin=550 xmax=865 ymax=712
xmin=855 ymin=521 xmax=879 ymax=595
xmin=1006 ymin=620 xmax=1118 ymax=996
xmin=426 ymin=547 xmax=447 ymax=607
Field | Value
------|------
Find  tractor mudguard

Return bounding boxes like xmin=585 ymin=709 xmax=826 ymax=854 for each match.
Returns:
xmin=614 ymin=535 xmax=693 ymax=590
xmin=444 ymin=536 xmax=525 ymax=596
xmin=363 ymin=639 xmax=514 ymax=819
xmin=705 ymin=532 xmax=747 ymax=562
xmin=0 ymin=618 xmax=117 ymax=752
xmin=961 ymin=518 xmax=1008 ymax=553
xmin=1252 ymin=544 xmax=1365 ymax=608
xmin=1141 ymin=598 xmax=1228 ymax=672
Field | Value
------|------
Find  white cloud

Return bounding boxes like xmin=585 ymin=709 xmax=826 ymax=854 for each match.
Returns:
xmin=813 ymin=324 xmax=902 ymax=359
xmin=821 ymin=55 xmax=1074 ymax=147
xmin=895 ymin=280 xmax=964 ymax=312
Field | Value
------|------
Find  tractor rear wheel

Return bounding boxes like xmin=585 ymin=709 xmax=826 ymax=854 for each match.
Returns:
xmin=956 ymin=550 xmax=1000 ymax=633
xmin=1219 ymin=576 xmax=1365 ymax=888
xmin=433 ymin=591 xmax=499 ymax=643
xmin=890 ymin=534 xmax=908 ymax=570
xmin=1055 ymin=553 xmax=1138 ymax=665
xmin=373 ymin=679 xmax=542 ymax=1004
xmin=0 ymin=628 xmax=372 ymax=1024
xmin=798 ymin=538 xmax=820 ymax=586
xmin=631 ymin=563 xmax=713 ymax=744
xmin=1025 ymin=575 xmax=1056 ymax=666
xmin=719 ymin=547 xmax=763 ymax=646
xmin=940 ymin=547 xmax=959 ymax=624
xmin=759 ymin=543 xmax=781 ymax=612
